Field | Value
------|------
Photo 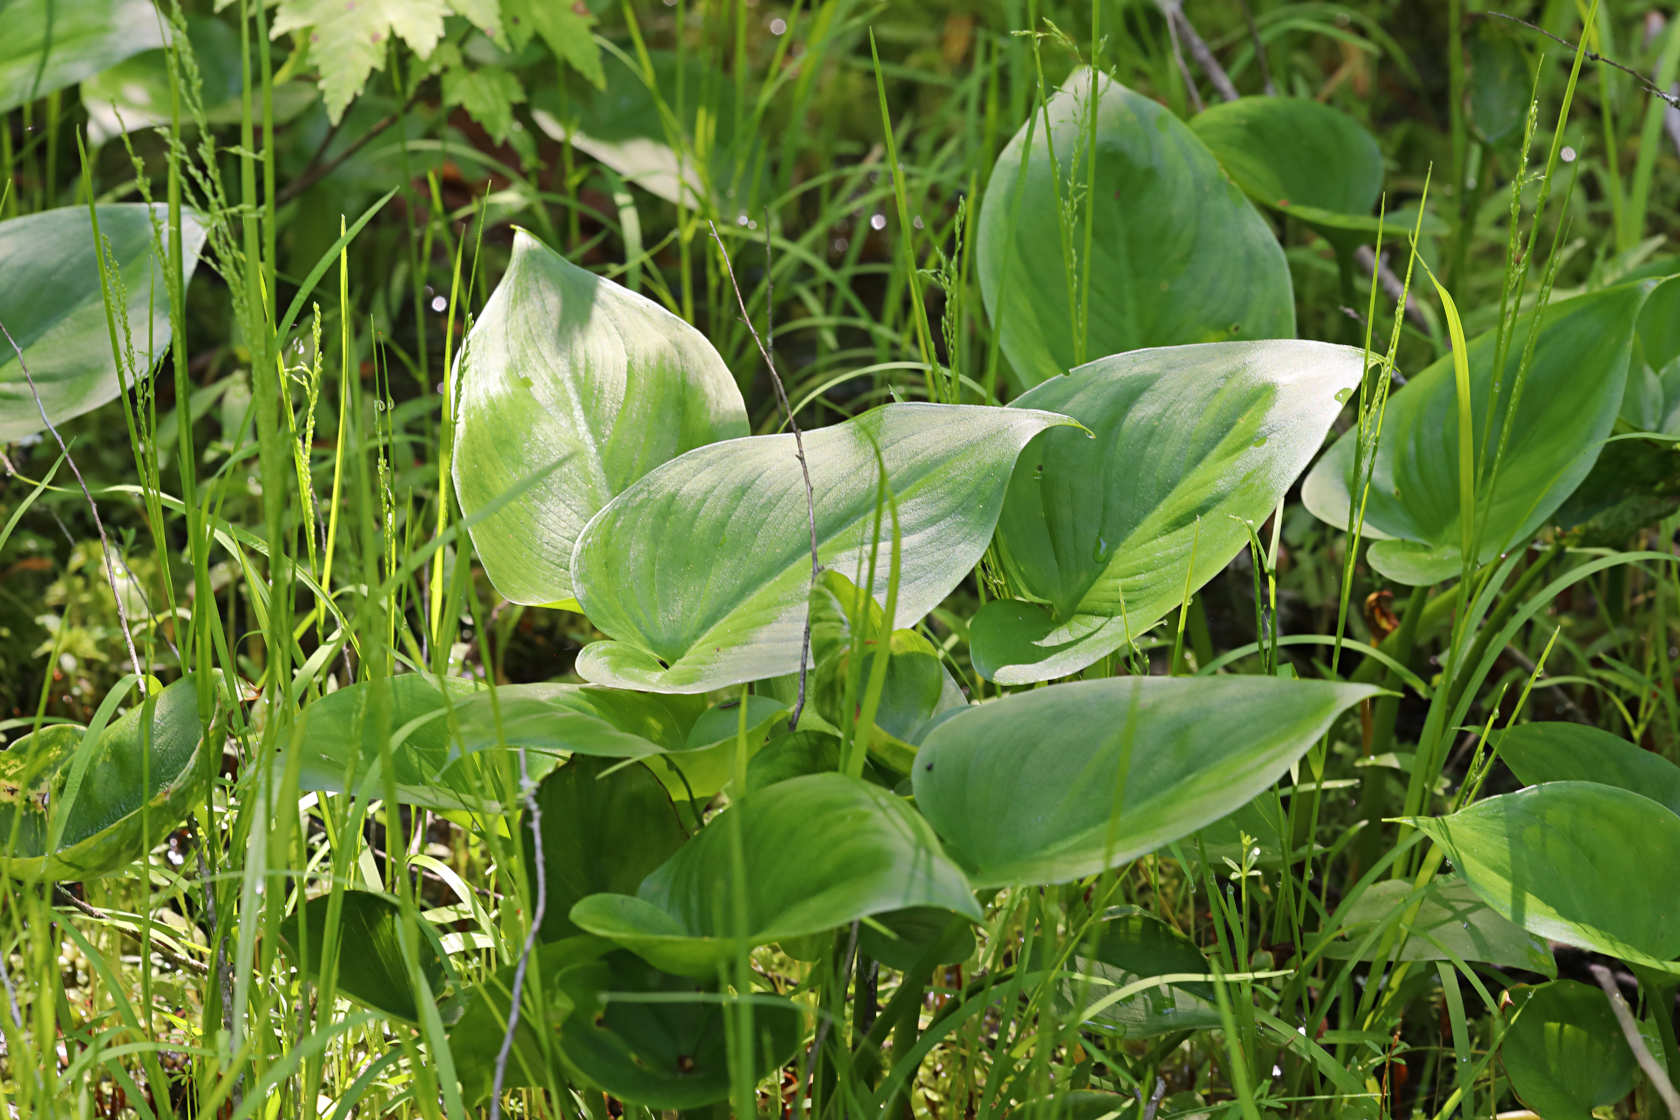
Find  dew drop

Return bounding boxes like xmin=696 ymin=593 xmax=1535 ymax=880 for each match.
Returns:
xmin=869 ymin=213 xmax=887 ymax=231
xmin=1334 ymin=387 xmax=1353 ymax=403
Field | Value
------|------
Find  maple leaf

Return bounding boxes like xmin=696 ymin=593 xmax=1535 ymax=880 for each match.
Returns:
xmin=273 ymin=0 xmax=504 ymax=122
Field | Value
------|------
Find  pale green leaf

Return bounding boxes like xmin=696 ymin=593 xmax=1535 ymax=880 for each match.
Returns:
xmin=972 ymin=340 xmax=1365 ymax=683
xmin=570 ymin=403 xmax=1076 ymax=693
xmin=453 ymin=230 xmax=747 ymax=607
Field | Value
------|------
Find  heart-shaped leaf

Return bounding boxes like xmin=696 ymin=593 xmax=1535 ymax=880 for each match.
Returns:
xmin=524 ymin=757 xmax=690 ymax=942
xmin=1302 ymin=282 xmax=1655 ymax=585
xmin=1502 ymin=980 xmax=1637 ymax=1120
xmin=1499 ymin=722 xmax=1680 ymax=816
xmin=289 ymin=675 xmax=703 ymax=810
xmin=976 ymin=67 xmax=1293 ymax=391
xmin=452 ymin=229 xmax=748 ymax=608
xmin=0 ymin=204 xmax=207 ymax=442
xmin=1326 ymin=877 xmax=1554 ymax=973
xmin=570 ymin=773 xmax=981 ymax=975
xmin=571 ymin=402 xmax=1075 ymax=693
xmin=280 ymin=889 xmax=448 ymax=1023
xmin=0 ymin=675 xmax=218 ymax=882
xmin=447 ymin=936 xmax=614 ymax=1103
xmin=912 ymin=675 xmax=1377 ymax=888
xmin=0 ymin=0 xmax=166 ymax=113
xmin=1189 ymin=96 xmax=1385 ymax=238
xmin=973 ymin=340 xmax=1365 ymax=683
xmin=1408 ymin=782 xmax=1680 ymax=967
xmin=558 ymin=955 xmax=803 ymax=1109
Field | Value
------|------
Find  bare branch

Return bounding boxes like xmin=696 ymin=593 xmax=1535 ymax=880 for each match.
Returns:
xmin=1157 ymin=0 xmax=1240 ymax=104
xmin=1588 ymin=963 xmax=1680 ymax=1120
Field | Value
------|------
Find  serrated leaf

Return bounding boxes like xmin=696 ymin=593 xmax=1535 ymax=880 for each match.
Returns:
xmin=272 ymin=0 xmax=450 ymax=122
xmin=503 ymin=0 xmax=601 ymax=88
xmin=441 ymin=64 xmax=524 ymax=143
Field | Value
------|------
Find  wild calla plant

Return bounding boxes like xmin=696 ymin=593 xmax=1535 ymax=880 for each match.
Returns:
xmin=243 ymin=54 xmax=1679 ymax=1115
xmin=263 ymin=199 xmax=1397 ymax=1108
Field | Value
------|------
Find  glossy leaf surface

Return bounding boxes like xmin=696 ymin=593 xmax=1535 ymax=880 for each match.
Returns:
xmin=570 ymin=773 xmax=981 ymax=975
xmin=280 ymin=890 xmax=447 ymax=1023
xmin=0 ymin=0 xmax=165 ymax=113
xmin=976 ymin=67 xmax=1293 ymax=390
xmin=453 ymin=230 xmax=748 ymax=607
xmin=572 ymin=403 xmax=1073 ymax=693
xmin=973 ymin=341 xmax=1365 ymax=682
xmin=0 ymin=675 xmax=216 ymax=881
xmin=1499 ymin=722 xmax=1680 ymax=816
xmin=1189 ymin=97 xmax=1383 ymax=234
xmin=558 ymin=956 xmax=803 ymax=1109
xmin=1410 ymin=782 xmax=1680 ymax=967
xmin=1502 ymin=980 xmax=1636 ymax=1120
xmin=0 ymin=204 xmax=207 ymax=441
xmin=523 ymin=757 xmax=690 ymax=941
xmin=1303 ymin=283 xmax=1651 ymax=584
xmin=913 ymin=676 xmax=1376 ymax=887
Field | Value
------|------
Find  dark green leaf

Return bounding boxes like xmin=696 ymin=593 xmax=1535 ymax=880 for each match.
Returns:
xmin=523 ymin=757 xmax=690 ymax=941
xmin=280 ymin=890 xmax=448 ymax=1023
xmin=0 ymin=676 xmax=218 ymax=882
xmin=1499 ymin=722 xmax=1680 ymax=816
xmin=1502 ymin=980 xmax=1636 ymax=1120
xmin=1303 ymin=283 xmax=1655 ymax=584
xmin=976 ymin=67 xmax=1293 ymax=390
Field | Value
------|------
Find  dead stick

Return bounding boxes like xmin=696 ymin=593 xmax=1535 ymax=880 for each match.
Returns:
xmin=1588 ymin=963 xmax=1680 ymax=1119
